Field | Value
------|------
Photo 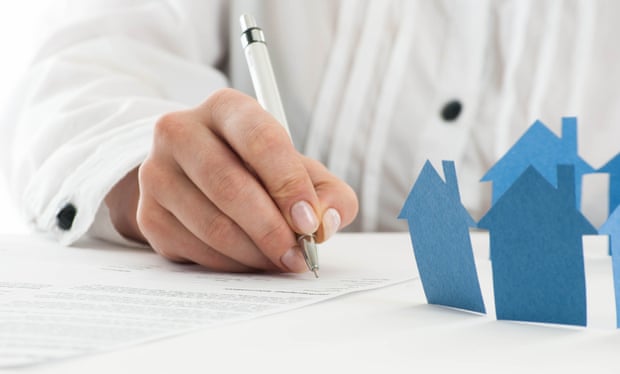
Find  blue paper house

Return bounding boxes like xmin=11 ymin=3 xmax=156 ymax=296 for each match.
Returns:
xmin=399 ymin=160 xmax=485 ymax=314
xmin=481 ymin=117 xmax=593 ymax=208
xmin=479 ymin=165 xmax=596 ymax=326
xmin=598 ymin=153 xmax=620 ymax=217
xmin=598 ymin=206 xmax=620 ymax=327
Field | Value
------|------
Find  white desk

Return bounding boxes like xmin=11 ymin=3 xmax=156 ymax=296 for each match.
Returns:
xmin=2 ymin=233 xmax=620 ymax=374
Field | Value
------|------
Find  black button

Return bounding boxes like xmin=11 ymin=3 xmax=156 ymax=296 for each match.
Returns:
xmin=56 ymin=203 xmax=77 ymax=231
xmin=440 ymin=100 xmax=462 ymax=122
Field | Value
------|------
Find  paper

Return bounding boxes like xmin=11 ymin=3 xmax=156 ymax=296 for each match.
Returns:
xmin=0 ymin=235 xmax=415 ymax=368
xmin=598 ymin=206 xmax=620 ymax=327
xmin=599 ymin=152 xmax=620 ymax=216
xmin=479 ymin=165 xmax=596 ymax=326
xmin=399 ymin=160 xmax=485 ymax=314
xmin=480 ymin=117 xmax=593 ymax=208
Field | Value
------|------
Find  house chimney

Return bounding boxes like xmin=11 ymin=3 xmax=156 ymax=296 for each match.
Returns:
xmin=557 ymin=164 xmax=576 ymax=207
xmin=442 ymin=161 xmax=461 ymax=201
xmin=562 ymin=117 xmax=578 ymax=155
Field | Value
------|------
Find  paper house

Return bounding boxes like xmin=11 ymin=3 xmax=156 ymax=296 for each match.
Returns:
xmin=598 ymin=153 xmax=620 ymax=217
xmin=598 ymin=206 xmax=620 ymax=327
xmin=478 ymin=165 xmax=596 ymax=326
xmin=399 ymin=160 xmax=485 ymax=314
xmin=481 ymin=117 xmax=593 ymax=209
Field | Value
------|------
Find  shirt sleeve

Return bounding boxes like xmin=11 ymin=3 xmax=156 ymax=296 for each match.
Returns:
xmin=1 ymin=0 xmax=230 ymax=245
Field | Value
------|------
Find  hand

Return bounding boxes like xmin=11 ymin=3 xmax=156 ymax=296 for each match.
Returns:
xmin=105 ymin=88 xmax=358 ymax=273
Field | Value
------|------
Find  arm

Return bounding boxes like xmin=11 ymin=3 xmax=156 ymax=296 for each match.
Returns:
xmin=5 ymin=1 xmax=358 ymax=273
xmin=4 ymin=1 xmax=230 ymax=244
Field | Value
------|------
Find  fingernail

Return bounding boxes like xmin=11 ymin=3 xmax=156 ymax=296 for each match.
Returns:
xmin=281 ymin=247 xmax=308 ymax=273
xmin=291 ymin=201 xmax=319 ymax=234
xmin=322 ymin=208 xmax=341 ymax=241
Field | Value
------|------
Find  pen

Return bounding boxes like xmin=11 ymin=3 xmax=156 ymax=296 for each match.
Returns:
xmin=239 ymin=14 xmax=320 ymax=278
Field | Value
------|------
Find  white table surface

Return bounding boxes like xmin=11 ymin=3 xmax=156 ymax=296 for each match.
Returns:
xmin=1 ymin=232 xmax=619 ymax=374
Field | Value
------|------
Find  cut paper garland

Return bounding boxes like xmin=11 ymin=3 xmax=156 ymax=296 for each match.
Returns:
xmin=598 ymin=207 xmax=620 ymax=327
xmin=599 ymin=153 xmax=620 ymax=217
xmin=401 ymin=117 xmax=620 ymax=327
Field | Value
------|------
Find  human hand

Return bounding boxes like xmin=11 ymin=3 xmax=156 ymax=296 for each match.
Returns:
xmin=105 ymin=88 xmax=358 ymax=273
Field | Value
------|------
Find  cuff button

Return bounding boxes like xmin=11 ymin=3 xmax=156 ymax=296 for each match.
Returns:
xmin=56 ymin=203 xmax=77 ymax=231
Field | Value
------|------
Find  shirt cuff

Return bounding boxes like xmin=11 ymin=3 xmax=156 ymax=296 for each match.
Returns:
xmin=23 ymin=114 xmax=170 ymax=245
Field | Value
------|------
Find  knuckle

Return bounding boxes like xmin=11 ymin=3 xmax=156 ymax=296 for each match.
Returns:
xmin=270 ymin=171 xmax=308 ymax=201
xmin=245 ymin=122 xmax=289 ymax=156
xmin=205 ymin=88 xmax=244 ymax=117
xmin=136 ymin=207 xmax=186 ymax=263
xmin=203 ymin=213 xmax=237 ymax=248
xmin=154 ymin=112 xmax=187 ymax=146
xmin=135 ymin=203 xmax=158 ymax=237
xmin=138 ymin=160 xmax=174 ymax=197
xmin=209 ymin=167 xmax=247 ymax=205
xmin=133 ymin=194 xmax=188 ymax=264
xmin=254 ymin=219 xmax=293 ymax=254
xmin=137 ymin=159 xmax=157 ymax=186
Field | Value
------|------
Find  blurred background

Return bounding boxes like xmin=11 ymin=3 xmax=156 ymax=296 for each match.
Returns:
xmin=0 ymin=2 xmax=48 ymax=234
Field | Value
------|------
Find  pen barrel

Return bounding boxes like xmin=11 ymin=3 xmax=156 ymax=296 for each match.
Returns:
xmin=243 ymin=42 xmax=292 ymax=139
xmin=239 ymin=14 xmax=319 ymax=276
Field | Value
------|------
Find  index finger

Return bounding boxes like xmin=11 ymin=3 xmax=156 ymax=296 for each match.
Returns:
xmin=201 ymin=88 xmax=321 ymax=236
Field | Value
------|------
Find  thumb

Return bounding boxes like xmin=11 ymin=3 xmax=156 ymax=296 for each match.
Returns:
xmin=302 ymin=157 xmax=359 ymax=242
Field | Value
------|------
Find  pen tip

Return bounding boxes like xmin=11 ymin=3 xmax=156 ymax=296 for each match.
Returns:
xmin=312 ymin=269 xmax=319 ymax=278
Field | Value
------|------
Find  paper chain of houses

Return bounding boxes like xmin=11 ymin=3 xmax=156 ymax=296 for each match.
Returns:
xmin=399 ymin=117 xmax=620 ymax=327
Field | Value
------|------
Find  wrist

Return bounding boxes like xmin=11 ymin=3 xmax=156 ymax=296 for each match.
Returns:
xmin=105 ymin=167 xmax=146 ymax=243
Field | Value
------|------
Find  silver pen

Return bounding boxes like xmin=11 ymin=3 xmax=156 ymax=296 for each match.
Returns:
xmin=239 ymin=14 xmax=320 ymax=278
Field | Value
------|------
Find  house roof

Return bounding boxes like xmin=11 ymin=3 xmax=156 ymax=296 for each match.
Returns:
xmin=478 ymin=165 xmax=595 ymax=234
xmin=399 ymin=160 xmax=475 ymax=227
xmin=599 ymin=152 xmax=620 ymax=173
xmin=481 ymin=119 xmax=593 ymax=191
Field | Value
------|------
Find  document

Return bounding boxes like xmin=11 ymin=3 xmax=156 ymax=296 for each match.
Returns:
xmin=0 ymin=234 xmax=416 ymax=367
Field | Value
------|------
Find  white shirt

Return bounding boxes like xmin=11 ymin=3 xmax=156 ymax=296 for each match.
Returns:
xmin=3 ymin=0 xmax=620 ymax=244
